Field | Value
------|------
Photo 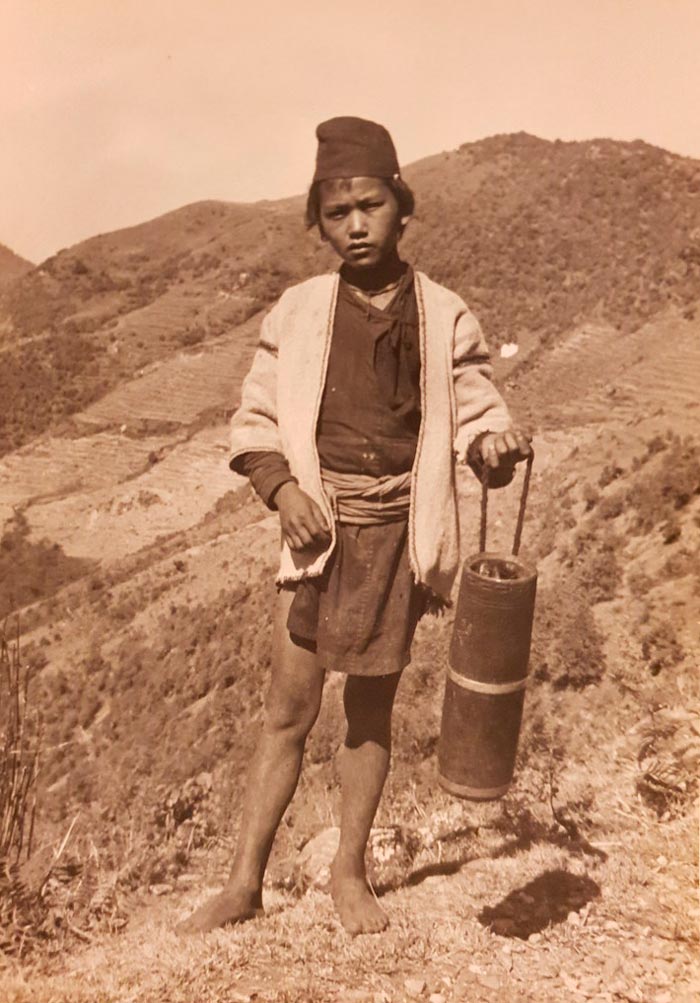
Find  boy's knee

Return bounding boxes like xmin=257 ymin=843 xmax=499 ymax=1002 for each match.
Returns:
xmin=345 ymin=717 xmax=392 ymax=750
xmin=264 ymin=685 xmax=321 ymax=739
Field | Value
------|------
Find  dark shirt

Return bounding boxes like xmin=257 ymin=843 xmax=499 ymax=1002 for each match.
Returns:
xmin=236 ymin=264 xmax=422 ymax=507
xmin=317 ymin=265 xmax=420 ymax=475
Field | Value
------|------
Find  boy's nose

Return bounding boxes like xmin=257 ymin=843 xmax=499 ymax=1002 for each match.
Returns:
xmin=348 ymin=210 xmax=368 ymax=236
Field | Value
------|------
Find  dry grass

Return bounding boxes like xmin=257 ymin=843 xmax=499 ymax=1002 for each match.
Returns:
xmin=2 ymin=619 xmax=698 ymax=998
xmin=1 ymin=797 xmax=696 ymax=1002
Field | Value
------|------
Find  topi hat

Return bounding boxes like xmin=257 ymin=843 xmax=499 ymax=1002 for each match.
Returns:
xmin=313 ymin=116 xmax=400 ymax=182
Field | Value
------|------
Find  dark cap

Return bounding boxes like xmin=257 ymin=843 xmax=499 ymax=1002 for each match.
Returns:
xmin=313 ymin=116 xmax=400 ymax=182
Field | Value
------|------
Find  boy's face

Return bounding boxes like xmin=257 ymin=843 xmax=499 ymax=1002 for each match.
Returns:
xmin=318 ymin=177 xmax=407 ymax=269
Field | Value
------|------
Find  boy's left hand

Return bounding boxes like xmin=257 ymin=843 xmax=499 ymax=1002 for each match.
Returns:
xmin=473 ymin=429 xmax=532 ymax=487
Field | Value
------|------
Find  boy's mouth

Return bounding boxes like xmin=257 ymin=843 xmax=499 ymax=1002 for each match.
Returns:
xmin=348 ymin=243 xmax=372 ymax=256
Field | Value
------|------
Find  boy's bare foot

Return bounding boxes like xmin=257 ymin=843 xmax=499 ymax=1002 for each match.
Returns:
xmin=330 ymin=860 xmax=388 ymax=937
xmin=175 ymin=884 xmax=263 ymax=935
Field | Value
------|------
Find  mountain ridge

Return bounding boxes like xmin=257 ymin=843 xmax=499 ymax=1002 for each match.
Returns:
xmin=1 ymin=132 xmax=699 ymax=456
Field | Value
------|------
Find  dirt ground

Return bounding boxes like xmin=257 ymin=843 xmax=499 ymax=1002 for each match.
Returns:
xmin=2 ymin=729 xmax=698 ymax=1002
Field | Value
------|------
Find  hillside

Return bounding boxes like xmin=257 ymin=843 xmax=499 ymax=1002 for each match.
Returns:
xmin=1 ymin=135 xmax=699 ymax=1001
xmin=0 ymin=199 xmax=321 ymax=454
xmin=405 ymin=133 xmax=700 ymax=345
xmin=0 ymin=243 xmax=33 ymax=287
xmin=2 ymin=306 xmax=698 ymax=1002
xmin=1 ymin=133 xmax=700 ymax=455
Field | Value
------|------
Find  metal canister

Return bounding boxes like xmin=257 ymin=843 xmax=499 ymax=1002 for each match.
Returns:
xmin=437 ymin=551 xmax=537 ymax=799
xmin=438 ymin=450 xmax=537 ymax=800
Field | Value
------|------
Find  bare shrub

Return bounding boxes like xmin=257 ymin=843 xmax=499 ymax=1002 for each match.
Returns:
xmin=627 ymin=436 xmax=699 ymax=535
xmin=641 ymin=622 xmax=684 ymax=676
xmin=1 ymin=620 xmax=46 ymax=957
xmin=598 ymin=463 xmax=624 ymax=488
xmin=0 ymin=512 xmax=94 ymax=617
xmin=1 ymin=621 xmax=42 ymax=865
xmin=532 ymin=588 xmax=607 ymax=689
xmin=582 ymin=483 xmax=599 ymax=511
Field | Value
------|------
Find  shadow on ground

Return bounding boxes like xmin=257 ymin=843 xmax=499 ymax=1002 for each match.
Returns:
xmin=478 ymin=868 xmax=601 ymax=938
xmin=374 ymin=807 xmax=607 ymax=896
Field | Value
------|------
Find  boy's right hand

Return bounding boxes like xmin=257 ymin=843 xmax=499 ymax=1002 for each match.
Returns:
xmin=274 ymin=482 xmax=331 ymax=551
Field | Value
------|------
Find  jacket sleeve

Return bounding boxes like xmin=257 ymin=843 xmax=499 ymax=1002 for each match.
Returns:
xmin=229 ymin=302 xmax=285 ymax=469
xmin=235 ymin=450 xmax=297 ymax=509
xmin=452 ymin=306 xmax=514 ymax=464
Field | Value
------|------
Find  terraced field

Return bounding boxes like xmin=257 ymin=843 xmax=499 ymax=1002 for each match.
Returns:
xmin=82 ymin=311 xmax=259 ymax=429
xmin=512 ymin=308 xmax=700 ymax=431
xmin=23 ymin=426 xmax=238 ymax=560
xmin=0 ymin=306 xmax=265 ymax=557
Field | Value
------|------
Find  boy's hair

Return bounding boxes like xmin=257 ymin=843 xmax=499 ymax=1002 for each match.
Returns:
xmin=304 ymin=176 xmax=416 ymax=233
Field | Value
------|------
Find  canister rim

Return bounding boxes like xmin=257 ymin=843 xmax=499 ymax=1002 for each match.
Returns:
xmin=462 ymin=551 xmax=537 ymax=586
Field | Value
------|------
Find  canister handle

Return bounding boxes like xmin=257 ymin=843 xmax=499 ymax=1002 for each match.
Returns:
xmin=479 ymin=450 xmax=534 ymax=557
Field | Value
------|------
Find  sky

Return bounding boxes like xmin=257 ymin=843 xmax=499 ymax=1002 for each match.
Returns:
xmin=2 ymin=0 xmax=699 ymax=262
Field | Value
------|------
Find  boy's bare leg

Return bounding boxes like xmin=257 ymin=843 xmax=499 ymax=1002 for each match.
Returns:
xmin=177 ymin=589 xmax=324 ymax=934
xmin=331 ymin=671 xmax=401 ymax=936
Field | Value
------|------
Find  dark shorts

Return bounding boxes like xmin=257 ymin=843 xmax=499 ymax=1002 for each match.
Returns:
xmin=285 ymin=518 xmax=425 ymax=676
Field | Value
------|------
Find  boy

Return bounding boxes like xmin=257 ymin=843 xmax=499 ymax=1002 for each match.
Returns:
xmin=178 ymin=117 xmax=530 ymax=937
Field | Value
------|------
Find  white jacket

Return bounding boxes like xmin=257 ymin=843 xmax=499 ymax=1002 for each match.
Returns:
xmin=229 ymin=270 xmax=513 ymax=599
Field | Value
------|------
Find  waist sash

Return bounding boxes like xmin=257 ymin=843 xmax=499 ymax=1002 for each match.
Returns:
xmin=321 ymin=468 xmax=412 ymax=525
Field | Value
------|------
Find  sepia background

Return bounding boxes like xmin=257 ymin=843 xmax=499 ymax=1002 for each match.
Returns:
xmin=1 ymin=2 xmax=698 ymax=1001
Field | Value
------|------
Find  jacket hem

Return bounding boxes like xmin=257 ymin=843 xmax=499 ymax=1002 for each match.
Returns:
xmin=407 ymin=272 xmax=428 ymax=585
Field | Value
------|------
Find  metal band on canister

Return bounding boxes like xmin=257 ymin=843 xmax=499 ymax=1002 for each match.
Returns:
xmin=446 ymin=666 xmax=528 ymax=695
xmin=438 ymin=775 xmax=512 ymax=800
